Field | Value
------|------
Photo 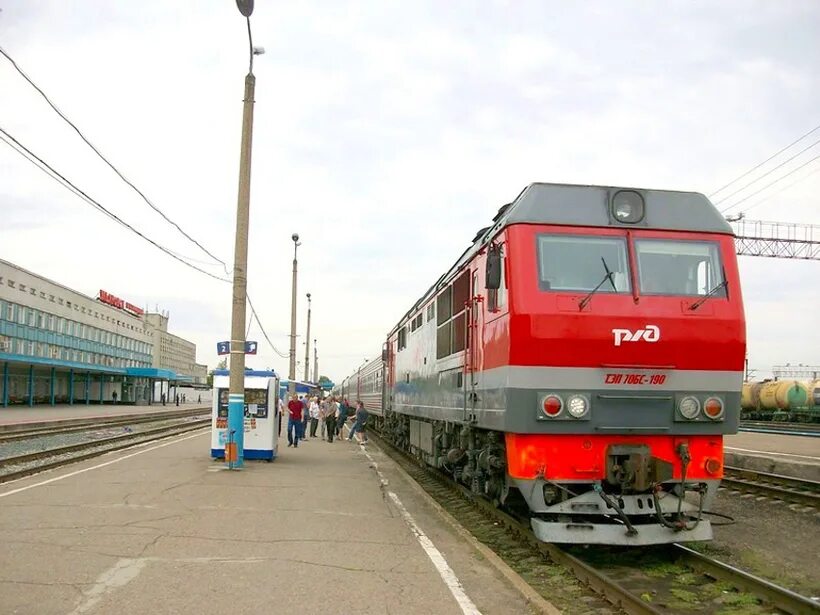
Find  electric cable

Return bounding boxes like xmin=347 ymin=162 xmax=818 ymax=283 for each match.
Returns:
xmin=0 ymin=44 xmax=229 ymax=274
xmin=716 ymin=136 xmax=820 ymax=207
xmin=0 ymin=126 xmax=231 ymax=283
xmin=247 ymin=294 xmax=291 ymax=359
xmin=719 ymin=153 xmax=820 ymax=214
xmin=710 ymin=122 xmax=820 ymax=197
xmin=737 ymin=163 xmax=820 ymax=215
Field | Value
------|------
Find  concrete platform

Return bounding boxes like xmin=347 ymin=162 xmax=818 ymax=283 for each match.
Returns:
xmin=0 ymin=428 xmax=536 ymax=615
xmin=724 ymin=431 xmax=820 ymax=481
xmin=0 ymin=403 xmax=209 ymax=428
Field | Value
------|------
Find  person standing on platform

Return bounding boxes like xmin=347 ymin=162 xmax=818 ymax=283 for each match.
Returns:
xmin=287 ymin=395 xmax=303 ymax=448
xmin=309 ymin=397 xmax=320 ymax=437
xmin=299 ymin=395 xmax=309 ymax=442
xmin=325 ymin=397 xmax=339 ymax=442
xmin=112 ymin=390 xmax=118 ymax=404
xmin=347 ymin=400 xmax=369 ymax=444
xmin=337 ymin=398 xmax=350 ymax=438
xmin=277 ymin=396 xmax=285 ymax=437
xmin=318 ymin=397 xmax=328 ymax=439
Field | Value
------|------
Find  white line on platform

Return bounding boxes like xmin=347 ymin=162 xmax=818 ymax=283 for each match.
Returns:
xmin=68 ymin=557 xmax=149 ymax=615
xmin=361 ymin=446 xmax=482 ymax=615
xmin=0 ymin=429 xmax=207 ymax=499
xmin=725 ymin=446 xmax=820 ymax=461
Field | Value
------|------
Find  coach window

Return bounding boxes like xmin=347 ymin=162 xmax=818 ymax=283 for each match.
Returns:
xmin=398 ymin=327 xmax=407 ymax=351
xmin=488 ymin=245 xmax=507 ymax=312
xmin=635 ymin=239 xmax=723 ymax=296
xmin=537 ymin=235 xmax=630 ymax=292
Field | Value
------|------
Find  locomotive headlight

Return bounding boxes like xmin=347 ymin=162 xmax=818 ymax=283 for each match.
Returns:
xmin=566 ymin=395 xmax=589 ymax=418
xmin=611 ymin=190 xmax=645 ymax=223
xmin=703 ymin=397 xmax=725 ymax=420
xmin=678 ymin=396 xmax=701 ymax=420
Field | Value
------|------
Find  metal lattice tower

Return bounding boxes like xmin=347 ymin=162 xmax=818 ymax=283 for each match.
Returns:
xmin=772 ymin=365 xmax=820 ymax=379
xmin=728 ymin=217 xmax=820 ymax=260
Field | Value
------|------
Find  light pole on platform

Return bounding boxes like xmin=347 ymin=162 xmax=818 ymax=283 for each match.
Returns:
xmin=304 ymin=294 xmax=312 ymax=382
xmin=288 ymin=234 xmax=300 ymax=395
xmin=227 ymin=0 xmax=264 ymax=468
xmin=313 ymin=339 xmax=318 ymax=384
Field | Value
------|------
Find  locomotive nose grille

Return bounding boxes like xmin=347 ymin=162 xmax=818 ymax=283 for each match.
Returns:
xmin=593 ymin=393 xmax=674 ymax=431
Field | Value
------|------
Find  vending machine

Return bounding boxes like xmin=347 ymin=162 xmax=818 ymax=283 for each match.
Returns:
xmin=210 ymin=369 xmax=280 ymax=461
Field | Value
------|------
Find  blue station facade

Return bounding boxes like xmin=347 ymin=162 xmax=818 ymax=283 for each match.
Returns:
xmin=0 ymin=258 xmax=204 ymax=407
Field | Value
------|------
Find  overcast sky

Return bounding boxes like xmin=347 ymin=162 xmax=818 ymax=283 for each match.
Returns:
xmin=1 ymin=1 xmax=818 ymax=382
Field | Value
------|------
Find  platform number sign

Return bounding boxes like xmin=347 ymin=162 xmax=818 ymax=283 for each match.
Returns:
xmin=217 ymin=341 xmax=258 ymax=355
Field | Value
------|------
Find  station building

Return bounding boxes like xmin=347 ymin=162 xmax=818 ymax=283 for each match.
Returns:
xmin=0 ymin=258 xmax=205 ymax=407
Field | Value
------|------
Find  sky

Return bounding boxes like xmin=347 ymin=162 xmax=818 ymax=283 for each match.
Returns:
xmin=1 ymin=1 xmax=818 ymax=383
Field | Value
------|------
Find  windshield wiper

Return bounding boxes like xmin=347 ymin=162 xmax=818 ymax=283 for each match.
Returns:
xmin=689 ymin=274 xmax=729 ymax=311
xmin=579 ymin=258 xmax=617 ymax=311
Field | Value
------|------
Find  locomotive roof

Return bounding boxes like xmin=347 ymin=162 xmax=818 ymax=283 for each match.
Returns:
xmin=388 ymin=182 xmax=732 ymax=335
xmin=500 ymin=183 xmax=732 ymax=234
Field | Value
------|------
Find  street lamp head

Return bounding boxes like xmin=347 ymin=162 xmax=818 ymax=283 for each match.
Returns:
xmin=292 ymin=233 xmax=300 ymax=243
xmin=252 ymin=46 xmax=265 ymax=56
xmin=306 ymin=292 xmax=311 ymax=300
xmin=236 ymin=0 xmax=254 ymax=17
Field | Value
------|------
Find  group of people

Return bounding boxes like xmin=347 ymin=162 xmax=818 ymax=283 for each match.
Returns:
xmin=282 ymin=394 xmax=368 ymax=448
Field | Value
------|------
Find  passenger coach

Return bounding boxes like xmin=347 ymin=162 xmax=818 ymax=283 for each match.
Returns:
xmin=343 ymin=183 xmax=745 ymax=545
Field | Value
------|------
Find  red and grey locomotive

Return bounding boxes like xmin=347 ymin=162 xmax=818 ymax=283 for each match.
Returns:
xmin=339 ymin=183 xmax=745 ymax=545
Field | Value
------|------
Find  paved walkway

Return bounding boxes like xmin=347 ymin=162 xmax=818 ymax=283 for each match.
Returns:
xmin=0 ymin=403 xmax=209 ymax=427
xmin=0 ymin=428 xmax=533 ymax=614
xmin=725 ymin=431 xmax=820 ymax=480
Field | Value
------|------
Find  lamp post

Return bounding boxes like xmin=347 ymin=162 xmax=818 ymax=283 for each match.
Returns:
xmin=304 ymin=294 xmax=312 ymax=382
xmin=227 ymin=0 xmax=263 ymax=468
xmin=288 ymin=234 xmax=300 ymax=395
xmin=313 ymin=339 xmax=318 ymax=384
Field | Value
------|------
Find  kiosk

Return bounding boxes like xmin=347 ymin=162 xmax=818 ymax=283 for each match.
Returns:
xmin=210 ymin=369 xmax=280 ymax=461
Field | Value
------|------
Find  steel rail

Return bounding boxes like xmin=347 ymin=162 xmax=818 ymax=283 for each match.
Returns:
xmin=0 ymin=419 xmax=209 ymax=484
xmin=739 ymin=421 xmax=820 ymax=438
xmin=673 ymin=544 xmax=820 ymax=614
xmin=722 ymin=466 xmax=820 ymax=509
xmin=0 ymin=407 xmax=207 ymax=440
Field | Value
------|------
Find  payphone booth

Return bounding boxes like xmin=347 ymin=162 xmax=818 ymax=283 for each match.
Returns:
xmin=210 ymin=369 xmax=280 ymax=461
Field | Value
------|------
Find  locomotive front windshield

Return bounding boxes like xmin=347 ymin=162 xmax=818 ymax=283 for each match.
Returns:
xmin=537 ymin=235 xmax=630 ymax=292
xmin=537 ymin=235 xmax=726 ymax=297
xmin=635 ymin=239 xmax=725 ymax=296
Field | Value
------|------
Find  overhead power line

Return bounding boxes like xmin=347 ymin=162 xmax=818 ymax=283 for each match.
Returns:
xmin=0 ymin=126 xmax=231 ymax=283
xmin=0 ymin=44 xmax=229 ymax=273
xmin=716 ymin=136 xmax=820 ymax=208
xmin=247 ymin=294 xmax=291 ymax=358
xmin=710 ymin=122 xmax=820 ymax=197
xmin=741 ymin=164 xmax=820 ymax=214
xmin=720 ymin=153 xmax=820 ymax=214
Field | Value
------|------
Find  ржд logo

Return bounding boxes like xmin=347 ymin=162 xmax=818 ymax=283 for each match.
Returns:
xmin=612 ymin=325 xmax=660 ymax=347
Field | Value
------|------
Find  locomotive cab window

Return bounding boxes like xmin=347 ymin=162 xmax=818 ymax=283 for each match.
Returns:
xmin=537 ymin=235 xmax=630 ymax=293
xmin=488 ymin=245 xmax=507 ymax=312
xmin=635 ymin=240 xmax=724 ymax=296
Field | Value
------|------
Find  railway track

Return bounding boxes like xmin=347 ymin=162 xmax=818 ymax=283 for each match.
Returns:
xmin=0 ymin=415 xmax=210 ymax=484
xmin=739 ymin=421 xmax=820 ymax=438
xmin=721 ymin=466 xmax=820 ymax=509
xmin=0 ymin=407 xmax=207 ymax=442
xmin=370 ymin=431 xmax=820 ymax=614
